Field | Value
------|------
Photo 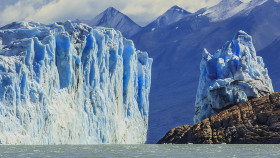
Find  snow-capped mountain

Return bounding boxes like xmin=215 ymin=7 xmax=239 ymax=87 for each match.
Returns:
xmin=143 ymin=5 xmax=191 ymax=32
xmin=131 ymin=0 xmax=280 ymax=143
xmin=202 ymin=0 xmax=268 ymax=22
xmin=0 ymin=21 xmax=152 ymax=144
xmin=85 ymin=7 xmax=141 ymax=37
xmin=194 ymin=31 xmax=273 ymax=123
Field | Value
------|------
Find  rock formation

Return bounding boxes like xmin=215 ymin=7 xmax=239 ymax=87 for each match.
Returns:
xmin=158 ymin=92 xmax=280 ymax=144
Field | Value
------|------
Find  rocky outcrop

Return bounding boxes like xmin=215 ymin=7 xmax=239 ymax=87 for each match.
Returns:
xmin=157 ymin=92 xmax=280 ymax=144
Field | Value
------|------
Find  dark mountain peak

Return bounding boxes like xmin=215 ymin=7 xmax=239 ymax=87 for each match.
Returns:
xmin=165 ymin=5 xmax=191 ymax=15
xmin=83 ymin=7 xmax=141 ymax=37
xmin=100 ymin=7 xmax=122 ymax=17
xmin=103 ymin=7 xmax=119 ymax=14
xmin=106 ymin=6 xmax=116 ymax=10
xmin=169 ymin=5 xmax=183 ymax=10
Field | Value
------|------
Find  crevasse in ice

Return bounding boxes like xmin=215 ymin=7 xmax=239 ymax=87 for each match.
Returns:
xmin=194 ymin=30 xmax=273 ymax=123
xmin=0 ymin=21 xmax=152 ymax=144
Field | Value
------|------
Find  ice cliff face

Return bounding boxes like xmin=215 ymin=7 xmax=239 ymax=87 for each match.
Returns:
xmin=0 ymin=21 xmax=152 ymax=144
xmin=194 ymin=31 xmax=273 ymax=123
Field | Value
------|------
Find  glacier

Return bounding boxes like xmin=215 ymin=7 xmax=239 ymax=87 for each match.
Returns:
xmin=0 ymin=21 xmax=152 ymax=144
xmin=194 ymin=30 xmax=274 ymax=123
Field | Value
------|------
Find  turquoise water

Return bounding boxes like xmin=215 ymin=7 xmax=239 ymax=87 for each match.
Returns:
xmin=0 ymin=145 xmax=279 ymax=158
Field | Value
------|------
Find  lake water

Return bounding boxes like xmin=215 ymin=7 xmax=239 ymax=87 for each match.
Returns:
xmin=0 ymin=144 xmax=279 ymax=158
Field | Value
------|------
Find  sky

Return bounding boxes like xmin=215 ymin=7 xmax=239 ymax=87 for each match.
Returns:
xmin=0 ymin=0 xmax=221 ymax=27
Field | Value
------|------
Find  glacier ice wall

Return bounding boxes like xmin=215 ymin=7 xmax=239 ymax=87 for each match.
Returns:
xmin=194 ymin=30 xmax=273 ymax=123
xmin=0 ymin=21 xmax=152 ymax=144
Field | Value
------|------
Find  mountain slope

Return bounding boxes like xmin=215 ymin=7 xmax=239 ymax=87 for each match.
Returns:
xmin=132 ymin=0 xmax=280 ymax=143
xmin=258 ymin=36 xmax=280 ymax=93
xmin=86 ymin=7 xmax=141 ymax=37
xmin=203 ymin=0 xmax=267 ymax=22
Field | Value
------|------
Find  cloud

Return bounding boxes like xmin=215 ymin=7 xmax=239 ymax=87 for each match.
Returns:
xmin=0 ymin=0 xmax=52 ymax=26
xmin=0 ymin=0 xmax=221 ymax=26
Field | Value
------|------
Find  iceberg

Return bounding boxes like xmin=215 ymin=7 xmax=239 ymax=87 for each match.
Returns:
xmin=0 ymin=21 xmax=152 ymax=144
xmin=194 ymin=30 xmax=273 ymax=123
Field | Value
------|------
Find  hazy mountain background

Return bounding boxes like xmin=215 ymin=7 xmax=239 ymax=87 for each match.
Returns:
xmin=80 ymin=0 xmax=280 ymax=143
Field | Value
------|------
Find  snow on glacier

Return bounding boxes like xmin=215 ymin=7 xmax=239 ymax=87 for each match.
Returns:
xmin=0 ymin=21 xmax=152 ymax=144
xmin=194 ymin=30 xmax=274 ymax=123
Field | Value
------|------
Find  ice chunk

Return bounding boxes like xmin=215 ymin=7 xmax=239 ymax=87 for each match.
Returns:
xmin=194 ymin=30 xmax=274 ymax=123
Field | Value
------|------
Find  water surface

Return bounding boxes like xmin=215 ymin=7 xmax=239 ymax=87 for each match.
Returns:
xmin=0 ymin=145 xmax=279 ymax=158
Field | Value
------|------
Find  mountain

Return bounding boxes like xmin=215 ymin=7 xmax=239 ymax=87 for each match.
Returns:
xmin=131 ymin=0 xmax=280 ymax=143
xmin=85 ymin=7 xmax=141 ymax=37
xmin=142 ymin=5 xmax=191 ymax=32
xmin=0 ymin=21 xmax=152 ymax=144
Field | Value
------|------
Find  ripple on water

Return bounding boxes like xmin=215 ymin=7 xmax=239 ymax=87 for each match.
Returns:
xmin=0 ymin=145 xmax=279 ymax=158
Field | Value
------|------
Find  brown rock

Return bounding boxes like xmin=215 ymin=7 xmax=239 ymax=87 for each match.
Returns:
xmin=157 ymin=92 xmax=280 ymax=144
